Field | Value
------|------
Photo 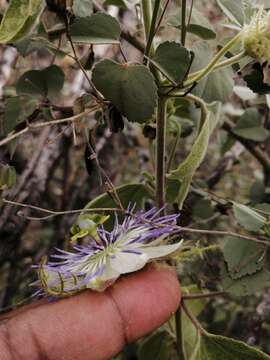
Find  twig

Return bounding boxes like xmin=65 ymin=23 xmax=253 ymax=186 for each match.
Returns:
xmin=179 ymin=227 xmax=269 ymax=246
xmin=223 ymin=119 xmax=270 ymax=170
xmin=85 ymin=136 xmax=125 ymax=211
xmin=0 ymin=107 xmax=98 ymax=147
xmin=64 ymin=13 xmax=103 ymax=102
xmin=183 ymin=291 xmax=227 ymax=300
xmin=153 ymin=0 xmax=171 ymax=38
xmin=175 ymin=307 xmax=187 ymax=360
xmin=119 ymin=44 xmax=128 ymax=62
xmin=187 ymin=0 xmax=194 ymax=28
xmin=182 ymin=300 xmax=206 ymax=334
xmin=156 ymin=96 xmax=167 ymax=212
xmin=2 ymin=198 xmax=121 ymax=220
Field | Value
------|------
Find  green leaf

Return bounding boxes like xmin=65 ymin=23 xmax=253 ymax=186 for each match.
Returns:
xmin=16 ymin=65 xmax=64 ymax=98
xmin=233 ymin=127 xmax=269 ymax=142
xmin=86 ymin=183 xmax=151 ymax=209
xmin=15 ymin=37 xmax=48 ymax=57
xmin=191 ymin=41 xmax=212 ymax=72
xmin=255 ymin=203 xmax=270 ymax=214
xmin=232 ymin=108 xmax=269 ymax=142
xmin=92 ymin=60 xmax=158 ymax=123
xmin=190 ymin=41 xmax=234 ymax=102
xmin=250 ymin=180 xmax=266 ymax=204
xmin=169 ymin=102 xmax=221 ymax=208
xmin=217 ymin=0 xmax=245 ymax=27
xmin=0 ymin=0 xmax=44 ymax=44
xmin=84 ymin=183 xmax=152 ymax=229
xmin=72 ymin=0 xmax=92 ymax=17
xmin=168 ymin=7 xmax=216 ymax=40
xmin=166 ymin=179 xmax=181 ymax=204
xmin=70 ymin=12 xmax=121 ymax=44
xmin=223 ymin=236 xmax=265 ymax=279
xmin=138 ymin=331 xmax=174 ymax=360
xmin=195 ymin=332 xmax=270 ymax=359
xmin=152 ymin=41 xmax=191 ymax=84
xmin=2 ymin=96 xmax=38 ymax=135
xmin=14 ymin=36 xmax=67 ymax=57
xmin=233 ymin=202 xmax=266 ymax=232
xmin=191 ymin=41 xmax=212 ymax=98
xmin=200 ymin=67 xmax=234 ymax=102
xmin=222 ymin=264 xmax=270 ymax=296
xmin=193 ymin=199 xmax=214 ymax=219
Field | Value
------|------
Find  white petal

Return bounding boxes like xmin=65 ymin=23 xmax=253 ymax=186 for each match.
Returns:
xmin=142 ymin=242 xmax=182 ymax=260
xmin=86 ymin=262 xmax=120 ymax=292
xmin=110 ymin=251 xmax=148 ymax=274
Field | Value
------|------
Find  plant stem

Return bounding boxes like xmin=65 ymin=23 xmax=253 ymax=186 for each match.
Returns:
xmin=144 ymin=0 xmax=161 ymax=59
xmin=153 ymin=0 xmax=171 ymax=39
xmin=175 ymin=307 xmax=187 ymax=360
xmin=183 ymin=32 xmax=243 ymax=87
xmin=141 ymin=0 xmax=153 ymax=44
xmin=156 ymin=96 xmax=167 ymax=212
xmin=187 ymin=50 xmax=246 ymax=82
xmin=181 ymin=0 xmax=187 ymax=45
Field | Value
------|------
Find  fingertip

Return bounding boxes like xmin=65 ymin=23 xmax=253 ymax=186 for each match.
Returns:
xmin=2 ymin=266 xmax=181 ymax=360
xmin=110 ymin=265 xmax=181 ymax=342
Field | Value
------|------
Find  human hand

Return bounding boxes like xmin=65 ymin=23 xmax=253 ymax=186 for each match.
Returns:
xmin=0 ymin=266 xmax=181 ymax=360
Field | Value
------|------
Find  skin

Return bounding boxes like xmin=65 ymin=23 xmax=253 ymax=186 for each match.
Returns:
xmin=0 ymin=266 xmax=181 ymax=360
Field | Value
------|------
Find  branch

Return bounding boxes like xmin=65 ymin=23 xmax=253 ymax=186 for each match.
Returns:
xmin=223 ymin=119 xmax=270 ymax=170
xmin=0 ymin=107 xmax=98 ymax=147
xmin=182 ymin=300 xmax=206 ymax=334
xmin=2 ymin=198 xmax=121 ymax=221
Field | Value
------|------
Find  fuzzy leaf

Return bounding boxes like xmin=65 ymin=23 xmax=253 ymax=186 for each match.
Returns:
xmin=233 ymin=202 xmax=266 ymax=232
xmin=70 ymin=12 xmax=121 ymax=44
xmin=0 ymin=0 xmax=44 ymax=44
xmin=217 ymin=0 xmax=244 ymax=27
xmin=2 ymin=96 xmax=38 ymax=135
xmin=232 ymin=108 xmax=269 ymax=142
xmin=92 ymin=60 xmax=158 ymax=123
xmin=169 ymin=102 xmax=221 ymax=208
xmin=222 ymin=265 xmax=270 ymax=296
xmin=16 ymin=65 xmax=64 ymax=98
xmin=223 ymin=236 xmax=265 ymax=279
xmin=200 ymin=67 xmax=234 ymax=102
xmin=72 ymin=0 xmax=92 ymax=17
xmin=139 ymin=331 xmax=174 ymax=360
xmin=152 ymin=41 xmax=191 ymax=84
xmin=194 ymin=332 xmax=270 ymax=359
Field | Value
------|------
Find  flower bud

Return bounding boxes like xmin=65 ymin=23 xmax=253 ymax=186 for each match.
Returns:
xmin=243 ymin=8 xmax=270 ymax=84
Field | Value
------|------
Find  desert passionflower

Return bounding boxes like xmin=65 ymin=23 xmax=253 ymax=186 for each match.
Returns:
xmin=36 ymin=207 xmax=182 ymax=296
xmin=242 ymin=7 xmax=270 ymax=84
